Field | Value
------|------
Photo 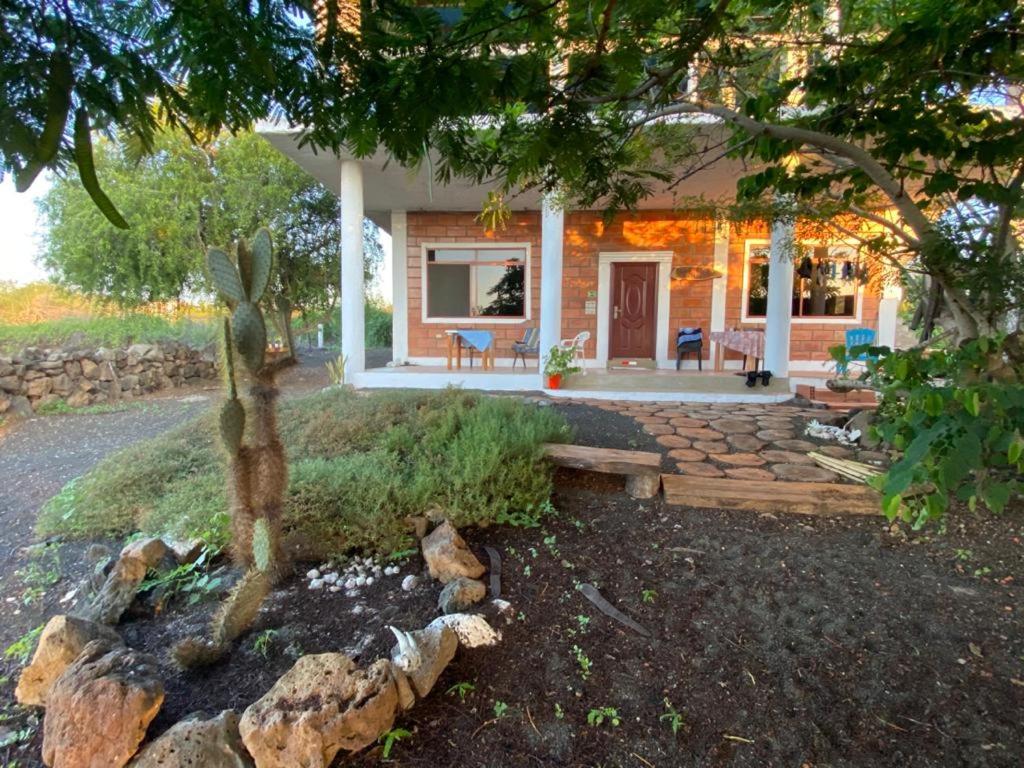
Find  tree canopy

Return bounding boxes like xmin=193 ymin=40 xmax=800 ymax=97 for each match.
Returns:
xmin=40 ymin=130 xmax=381 ymax=333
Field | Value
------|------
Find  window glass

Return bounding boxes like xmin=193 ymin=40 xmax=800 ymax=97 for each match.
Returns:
xmin=746 ymin=243 xmax=859 ymax=319
xmin=425 ymin=246 xmax=527 ymax=318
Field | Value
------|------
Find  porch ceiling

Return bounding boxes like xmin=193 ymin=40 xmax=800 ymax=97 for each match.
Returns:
xmin=257 ymin=120 xmax=759 ymax=225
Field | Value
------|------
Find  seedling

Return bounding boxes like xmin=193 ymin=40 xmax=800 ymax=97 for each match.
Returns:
xmin=378 ymin=727 xmax=411 ymax=758
xmin=446 ymin=681 xmax=475 ymax=701
xmin=641 ymin=589 xmax=657 ymax=604
xmin=576 ymin=615 xmax=591 ymax=632
xmin=554 ymin=703 xmax=564 ymax=720
xmin=572 ymin=645 xmax=592 ymax=679
xmin=660 ymin=698 xmax=684 ymax=734
xmin=251 ymin=629 xmax=278 ymax=658
xmin=587 ymin=707 xmax=621 ymax=727
xmin=493 ymin=700 xmax=509 ymax=718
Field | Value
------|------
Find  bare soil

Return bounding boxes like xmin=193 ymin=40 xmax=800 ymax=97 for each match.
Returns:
xmin=2 ymin=400 xmax=1023 ymax=768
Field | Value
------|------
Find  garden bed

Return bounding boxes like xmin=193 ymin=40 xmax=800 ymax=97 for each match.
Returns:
xmin=3 ymin=400 xmax=1022 ymax=767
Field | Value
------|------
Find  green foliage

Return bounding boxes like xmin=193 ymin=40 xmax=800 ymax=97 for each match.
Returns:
xmin=572 ymin=645 xmax=592 ymax=680
xmin=4 ymin=625 xmax=43 ymax=666
xmin=446 ymin=681 xmax=476 ymax=701
xmin=493 ymin=701 xmax=509 ymax=718
xmin=587 ymin=707 xmax=621 ymax=727
xmin=833 ymin=337 xmax=1023 ymax=527
xmin=139 ymin=546 xmax=224 ymax=608
xmin=325 ymin=354 xmax=347 ymax=387
xmin=660 ymin=699 xmax=685 ymax=735
xmin=0 ymin=313 xmax=217 ymax=354
xmin=364 ymin=299 xmax=393 ymax=348
xmin=641 ymin=589 xmax=657 ymax=604
xmin=251 ymin=629 xmax=279 ymax=659
xmin=39 ymin=388 xmax=569 ymax=557
xmin=543 ymin=345 xmax=582 ymax=378
xmin=378 ymin=727 xmax=412 ymax=759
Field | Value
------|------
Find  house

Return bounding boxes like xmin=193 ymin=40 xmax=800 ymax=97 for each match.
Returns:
xmin=256 ymin=9 xmax=902 ymax=402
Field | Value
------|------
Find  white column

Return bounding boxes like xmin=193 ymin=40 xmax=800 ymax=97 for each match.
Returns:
xmin=877 ymin=283 xmax=902 ymax=349
xmin=709 ymin=221 xmax=730 ymax=364
xmin=390 ymin=210 xmax=408 ymax=363
xmin=539 ymin=197 xmax=564 ymax=381
xmin=763 ymin=216 xmax=794 ymax=376
xmin=340 ymin=160 xmax=365 ymax=378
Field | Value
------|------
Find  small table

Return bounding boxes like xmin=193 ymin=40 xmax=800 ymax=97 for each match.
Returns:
xmin=445 ymin=330 xmax=495 ymax=370
xmin=710 ymin=329 xmax=765 ymax=372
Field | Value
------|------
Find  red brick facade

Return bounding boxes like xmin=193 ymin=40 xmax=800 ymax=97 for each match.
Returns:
xmin=404 ymin=211 xmax=880 ymax=366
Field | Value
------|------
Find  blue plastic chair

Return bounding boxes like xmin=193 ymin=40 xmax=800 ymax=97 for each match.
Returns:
xmin=837 ymin=327 xmax=876 ymax=374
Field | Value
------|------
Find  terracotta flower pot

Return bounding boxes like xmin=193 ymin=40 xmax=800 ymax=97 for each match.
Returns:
xmin=545 ymin=373 xmax=563 ymax=389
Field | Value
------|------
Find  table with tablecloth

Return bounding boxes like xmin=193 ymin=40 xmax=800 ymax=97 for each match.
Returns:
xmin=445 ymin=329 xmax=495 ymax=370
xmin=709 ymin=329 xmax=765 ymax=371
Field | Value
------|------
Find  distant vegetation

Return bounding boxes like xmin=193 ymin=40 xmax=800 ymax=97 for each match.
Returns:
xmin=38 ymin=388 xmax=571 ymax=556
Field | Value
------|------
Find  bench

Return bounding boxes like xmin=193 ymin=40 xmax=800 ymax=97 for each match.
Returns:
xmin=661 ymin=474 xmax=880 ymax=516
xmin=542 ymin=443 xmax=662 ymax=499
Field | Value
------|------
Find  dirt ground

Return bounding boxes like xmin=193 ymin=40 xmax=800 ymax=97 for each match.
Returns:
xmin=2 ymin=398 xmax=1023 ymax=767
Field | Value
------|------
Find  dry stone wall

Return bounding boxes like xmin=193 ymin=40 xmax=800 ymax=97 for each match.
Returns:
xmin=0 ymin=342 xmax=217 ymax=415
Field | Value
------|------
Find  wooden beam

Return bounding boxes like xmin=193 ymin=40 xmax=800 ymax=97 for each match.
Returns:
xmin=662 ymin=474 xmax=881 ymax=516
xmin=543 ymin=443 xmax=661 ymax=475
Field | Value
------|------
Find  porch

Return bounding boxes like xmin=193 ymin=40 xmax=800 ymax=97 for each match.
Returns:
xmin=352 ymin=364 xmax=792 ymax=403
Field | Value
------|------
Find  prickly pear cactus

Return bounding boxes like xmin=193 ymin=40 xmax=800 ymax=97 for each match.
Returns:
xmin=252 ymin=518 xmax=271 ymax=574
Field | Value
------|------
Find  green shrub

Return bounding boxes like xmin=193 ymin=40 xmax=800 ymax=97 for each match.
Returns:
xmin=365 ymin=299 xmax=393 ymax=347
xmin=39 ymin=388 xmax=571 ymax=555
xmin=832 ymin=335 xmax=1023 ymax=527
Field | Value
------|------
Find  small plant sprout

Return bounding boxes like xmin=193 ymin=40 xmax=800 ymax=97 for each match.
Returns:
xmin=660 ymin=698 xmax=684 ymax=735
xmin=493 ymin=700 xmax=509 ymax=718
xmin=446 ymin=681 xmax=476 ymax=701
xmin=554 ymin=703 xmax=564 ymax=720
xmin=576 ymin=614 xmax=591 ymax=632
xmin=251 ymin=629 xmax=278 ymax=658
xmin=523 ymin=564 xmax=532 ymax=577
xmin=641 ymin=589 xmax=657 ymax=604
xmin=587 ymin=707 xmax=621 ymax=727
xmin=572 ymin=645 xmax=592 ymax=680
xmin=516 ymin=611 xmax=527 ymax=622
xmin=378 ymin=727 xmax=411 ymax=758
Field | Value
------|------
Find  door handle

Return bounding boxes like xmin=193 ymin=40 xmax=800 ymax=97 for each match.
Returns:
xmin=613 ymin=306 xmax=621 ymax=319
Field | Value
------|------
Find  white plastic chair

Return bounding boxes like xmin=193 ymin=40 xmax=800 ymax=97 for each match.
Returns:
xmin=559 ymin=331 xmax=591 ymax=375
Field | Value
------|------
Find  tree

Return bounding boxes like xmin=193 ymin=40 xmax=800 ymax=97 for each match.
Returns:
xmin=40 ymin=129 xmax=382 ymax=350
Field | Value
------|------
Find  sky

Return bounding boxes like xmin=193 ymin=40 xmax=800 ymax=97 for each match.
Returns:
xmin=0 ymin=173 xmax=392 ymax=301
xmin=0 ymin=176 xmax=50 ymax=285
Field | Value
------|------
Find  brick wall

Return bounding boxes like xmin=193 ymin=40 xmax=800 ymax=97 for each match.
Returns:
xmin=406 ymin=212 xmax=542 ymax=359
xmin=403 ymin=212 xmax=881 ymax=365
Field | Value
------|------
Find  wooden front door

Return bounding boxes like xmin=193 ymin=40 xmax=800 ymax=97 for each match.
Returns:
xmin=610 ymin=262 xmax=658 ymax=359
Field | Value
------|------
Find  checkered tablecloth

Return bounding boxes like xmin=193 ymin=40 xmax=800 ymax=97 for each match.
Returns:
xmin=709 ymin=330 xmax=765 ymax=359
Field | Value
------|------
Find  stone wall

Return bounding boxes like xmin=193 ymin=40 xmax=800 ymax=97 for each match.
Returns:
xmin=0 ymin=342 xmax=218 ymax=416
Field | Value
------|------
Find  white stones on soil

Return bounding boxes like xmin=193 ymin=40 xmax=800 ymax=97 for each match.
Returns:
xmin=303 ymin=554 xmax=407 ymax=594
xmin=401 ymin=575 xmax=419 ymax=592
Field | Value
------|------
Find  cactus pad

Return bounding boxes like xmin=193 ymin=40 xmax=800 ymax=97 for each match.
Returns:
xmin=249 ymin=228 xmax=273 ymax=303
xmin=232 ymin=301 xmax=266 ymax=372
xmin=207 ymin=247 xmax=245 ymax=305
xmin=252 ymin=518 xmax=272 ymax=573
xmin=219 ymin=398 xmax=245 ymax=456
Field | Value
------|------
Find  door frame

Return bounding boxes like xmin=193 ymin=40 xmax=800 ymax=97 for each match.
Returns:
xmin=596 ymin=251 xmax=673 ymax=367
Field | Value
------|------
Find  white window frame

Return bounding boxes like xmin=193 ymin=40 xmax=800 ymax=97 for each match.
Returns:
xmin=740 ymin=239 xmax=865 ymax=325
xmin=420 ymin=242 xmax=531 ymax=325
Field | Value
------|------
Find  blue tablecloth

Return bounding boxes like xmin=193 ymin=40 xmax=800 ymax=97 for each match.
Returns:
xmin=456 ymin=330 xmax=494 ymax=352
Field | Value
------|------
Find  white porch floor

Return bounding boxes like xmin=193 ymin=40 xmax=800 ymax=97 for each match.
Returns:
xmin=350 ymin=365 xmax=794 ymax=403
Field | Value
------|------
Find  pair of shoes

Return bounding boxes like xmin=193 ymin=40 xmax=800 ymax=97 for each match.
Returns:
xmin=744 ymin=370 xmax=773 ymax=387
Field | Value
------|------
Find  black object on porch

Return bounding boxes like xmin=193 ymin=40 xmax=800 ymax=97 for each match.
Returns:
xmin=676 ymin=327 xmax=703 ymax=371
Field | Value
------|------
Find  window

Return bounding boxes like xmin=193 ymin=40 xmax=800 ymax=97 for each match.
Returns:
xmin=425 ymin=246 xmax=527 ymax=319
xmin=745 ymin=242 xmax=861 ymax=320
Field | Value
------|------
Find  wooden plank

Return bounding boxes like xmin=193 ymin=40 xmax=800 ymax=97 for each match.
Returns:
xmin=661 ymin=474 xmax=881 ymax=516
xmin=543 ymin=443 xmax=661 ymax=476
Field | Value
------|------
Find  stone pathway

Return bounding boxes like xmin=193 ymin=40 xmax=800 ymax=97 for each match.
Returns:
xmin=556 ymin=399 xmax=888 ymax=482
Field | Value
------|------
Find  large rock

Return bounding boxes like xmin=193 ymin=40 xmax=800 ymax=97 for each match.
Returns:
xmin=428 ymin=613 xmax=501 ymax=648
xmin=420 ymin=521 xmax=485 ymax=584
xmin=120 ymin=537 xmax=168 ymax=569
xmin=42 ymin=639 xmax=163 ymax=768
xmin=128 ymin=710 xmax=252 ymax=768
xmin=16 ymin=615 xmax=123 ymax=707
xmin=239 ymin=655 xmax=397 ymax=768
xmin=389 ymin=623 xmax=457 ymax=699
xmin=80 ymin=358 xmax=100 ymax=380
xmin=437 ymin=577 xmax=486 ymax=614
xmin=79 ymin=551 xmax=149 ymax=625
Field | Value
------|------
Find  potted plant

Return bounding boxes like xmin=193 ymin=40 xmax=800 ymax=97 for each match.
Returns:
xmin=543 ymin=345 xmax=581 ymax=389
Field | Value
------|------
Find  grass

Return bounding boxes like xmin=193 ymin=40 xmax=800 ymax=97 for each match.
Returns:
xmin=38 ymin=388 xmax=571 ymax=556
xmin=0 ymin=315 xmax=218 ymax=354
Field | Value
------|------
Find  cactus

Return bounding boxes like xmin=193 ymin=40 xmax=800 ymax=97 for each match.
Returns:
xmin=172 ymin=569 xmax=271 ymax=669
xmin=175 ymin=227 xmax=290 ymax=668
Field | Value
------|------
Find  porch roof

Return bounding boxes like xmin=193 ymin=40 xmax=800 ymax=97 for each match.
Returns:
xmin=256 ymin=120 xmax=758 ymax=226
